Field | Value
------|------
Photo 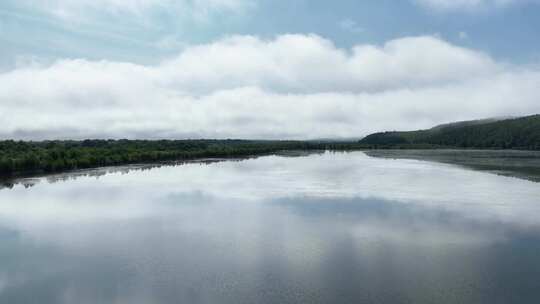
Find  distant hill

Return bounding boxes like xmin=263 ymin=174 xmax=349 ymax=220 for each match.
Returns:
xmin=359 ymin=115 xmax=540 ymax=150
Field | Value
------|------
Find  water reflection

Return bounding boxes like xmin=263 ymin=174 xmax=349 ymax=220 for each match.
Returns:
xmin=0 ymin=158 xmax=244 ymax=191
xmin=0 ymin=152 xmax=539 ymax=303
xmin=366 ymin=149 xmax=540 ymax=182
xmin=0 ymin=152 xmax=321 ymax=191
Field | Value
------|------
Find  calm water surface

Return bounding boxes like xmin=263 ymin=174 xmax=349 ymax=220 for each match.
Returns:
xmin=1 ymin=151 xmax=540 ymax=303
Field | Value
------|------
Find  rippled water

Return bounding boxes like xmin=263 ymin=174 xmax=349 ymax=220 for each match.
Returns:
xmin=1 ymin=151 xmax=540 ymax=304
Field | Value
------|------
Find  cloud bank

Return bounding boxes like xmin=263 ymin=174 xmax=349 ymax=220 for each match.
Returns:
xmin=1 ymin=34 xmax=539 ymax=140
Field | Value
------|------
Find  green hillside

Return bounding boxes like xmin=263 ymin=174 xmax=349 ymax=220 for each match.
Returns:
xmin=360 ymin=115 xmax=540 ymax=150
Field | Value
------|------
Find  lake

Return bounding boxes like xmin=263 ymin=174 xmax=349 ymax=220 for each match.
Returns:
xmin=1 ymin=151 xmax=540 ymax=304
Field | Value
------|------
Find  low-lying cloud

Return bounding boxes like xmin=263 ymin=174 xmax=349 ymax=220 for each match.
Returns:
xmin=1 ymin=34 xmax=539 ymax=140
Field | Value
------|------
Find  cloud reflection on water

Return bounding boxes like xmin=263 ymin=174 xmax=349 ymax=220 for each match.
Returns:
xmin=0 ymin=152 xmax=539 ymax=303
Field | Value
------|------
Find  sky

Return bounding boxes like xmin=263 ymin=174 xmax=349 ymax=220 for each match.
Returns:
xmin=1 ymin=0 xmax=540 ymax=140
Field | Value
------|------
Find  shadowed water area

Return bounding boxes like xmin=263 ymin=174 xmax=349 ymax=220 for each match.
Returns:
xmin=365 ymin=149 xmax=540 ymax=182
xmin=1 ymin=151 xmax=540 ymax=303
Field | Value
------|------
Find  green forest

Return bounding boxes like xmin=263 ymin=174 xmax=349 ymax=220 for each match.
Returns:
xmin=2 ymin=115 xmax=539 ymax=178
xmin=0 ymin=139 xmax=364 ymax=177
xmin=360 ymin=115 xmax=540 ymax=150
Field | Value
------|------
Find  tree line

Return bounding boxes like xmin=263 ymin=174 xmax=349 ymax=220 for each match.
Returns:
xmin=0 ymin=139 xmax=366 ymax=177
xmin=360 ymin=115 xmax=540 ymax=150
xmin=3 ymin=115 xmax=538 ymax=177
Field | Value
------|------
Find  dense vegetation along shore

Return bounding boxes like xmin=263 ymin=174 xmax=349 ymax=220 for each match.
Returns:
xmin=360 ymin=114 xmax=540 ymax=150
xmin=0 ymin=139 xmax=366 ymax=177
xmin=1 ymin=115 xmax=539 ymax=177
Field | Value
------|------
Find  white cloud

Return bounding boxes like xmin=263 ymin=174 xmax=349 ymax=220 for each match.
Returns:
xmin=155 ymin=36 xmax=188 ymax=51
xmin=0 ymin=34 xmax=539 ymax=140
xmin=414 ymin=0 xmax=540 ymax=12
xmin=158 ymin=35 xmax=498 ymax=93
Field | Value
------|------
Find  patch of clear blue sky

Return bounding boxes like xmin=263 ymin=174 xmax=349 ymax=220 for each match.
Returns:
xmin=1 ymin=0 xmax=540 ymax=70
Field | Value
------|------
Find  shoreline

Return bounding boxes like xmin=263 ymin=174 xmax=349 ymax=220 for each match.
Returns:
xmin=3 ymin=148 xmax=540 ymax=189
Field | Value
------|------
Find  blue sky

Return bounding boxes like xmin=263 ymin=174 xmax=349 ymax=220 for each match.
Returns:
xmin=2 ymin=0 xmax=540 ymax=67
xmin=1 ymin=0 xmax=540 ymax=139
